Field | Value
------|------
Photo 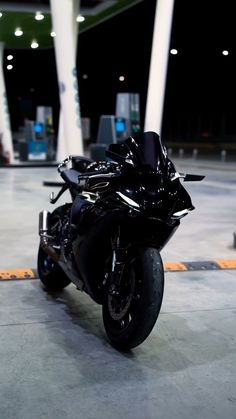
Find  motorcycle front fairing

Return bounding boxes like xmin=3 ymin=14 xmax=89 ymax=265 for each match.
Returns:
xmin=107 ymin=131 xmax=195 ymax=219
xmin=59 ymin=131 xmax=198 ymax=303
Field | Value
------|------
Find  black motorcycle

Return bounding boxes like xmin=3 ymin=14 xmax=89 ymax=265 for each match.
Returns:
xmin=38 ymin=131 xmax=204 ymax=350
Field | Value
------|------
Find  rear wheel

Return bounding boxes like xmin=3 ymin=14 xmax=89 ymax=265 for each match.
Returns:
xmin=102 ymin=247 xmax=164 ymax=350
xmin=37 ymin=207 xmax=71 ymax=292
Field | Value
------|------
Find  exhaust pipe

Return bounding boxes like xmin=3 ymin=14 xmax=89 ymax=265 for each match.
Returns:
xmin=39 ymin=210 xmax=60 ymax=262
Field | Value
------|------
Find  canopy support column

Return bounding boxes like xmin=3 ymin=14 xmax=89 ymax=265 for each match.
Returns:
xmin=50 ymin=0 xmax=83 ymax=161
xmin=144 ymin=0 xmax=175 ymax=136
xmin=0 ymin=42 xmax=14 ymax=163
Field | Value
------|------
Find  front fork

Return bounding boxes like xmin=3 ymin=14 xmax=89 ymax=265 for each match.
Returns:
xmin=108 ymin=226 xmax=127 ymax=296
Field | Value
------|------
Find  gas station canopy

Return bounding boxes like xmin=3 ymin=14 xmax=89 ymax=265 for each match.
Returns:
xmin=0 ymin=0 xmax=144 ymax=49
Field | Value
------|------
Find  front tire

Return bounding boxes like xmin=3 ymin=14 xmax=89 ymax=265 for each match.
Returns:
xmin=102 ymin=247 xmax=164 ymax=350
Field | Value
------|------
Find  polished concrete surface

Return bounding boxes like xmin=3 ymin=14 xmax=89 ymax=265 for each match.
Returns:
xmin=0 ymin=157 xmax=236 ymax=419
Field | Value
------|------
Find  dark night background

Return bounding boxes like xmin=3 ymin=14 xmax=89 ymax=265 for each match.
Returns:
xmin=3 ymin=0 xmax=236 ymax=144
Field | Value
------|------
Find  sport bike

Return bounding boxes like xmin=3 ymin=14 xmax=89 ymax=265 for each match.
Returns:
xmin=38 ymin=131 xmax=204 ymax=349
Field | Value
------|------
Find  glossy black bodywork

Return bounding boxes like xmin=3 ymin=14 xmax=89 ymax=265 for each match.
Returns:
xmin=46 ymin=131 xmax=199 ymax=304
xmin=57 ymin=132 xmax=195 ymax=303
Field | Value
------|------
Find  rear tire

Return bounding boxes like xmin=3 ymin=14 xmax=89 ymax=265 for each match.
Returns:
xmin=37 ymin=247 xmax=71 ymax=291
xmin=37 ymin=207 xmax=71 ymax=292
xmin=102 ymin=247 xmax=164 ymax=350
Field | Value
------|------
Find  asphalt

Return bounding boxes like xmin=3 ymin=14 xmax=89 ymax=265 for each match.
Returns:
xmin=0 ymin=155 xmax=235 ymax=419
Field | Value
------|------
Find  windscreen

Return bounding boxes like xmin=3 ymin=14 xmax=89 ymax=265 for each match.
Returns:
xmin=124 ymin=131 xmax=167 ymax=171
xmin=107 ymin=131 xmax=167 ymax=172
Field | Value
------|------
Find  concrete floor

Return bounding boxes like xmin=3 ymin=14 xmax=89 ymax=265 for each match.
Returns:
xmin=0 ymin=156 xmax=236 ymax=419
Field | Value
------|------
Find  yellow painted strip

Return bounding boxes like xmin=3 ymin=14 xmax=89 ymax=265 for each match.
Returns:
xmin=164 ymin=262 xmax=188 ymax=272
xmin=216 ymin=259 xmax=236 ymax=269
xmin=0 ymin=259 xmax=236 ymax=281
xmin=0 ymin=269 xmax=36 ymax=280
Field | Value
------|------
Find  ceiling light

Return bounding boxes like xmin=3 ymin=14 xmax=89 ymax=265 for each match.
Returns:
xmin=31 ymin=40 xmax=39 ymax=49
xmin=14 ymin=28 xmax=23 ymax=37
xmin=119 ymin=76 xmax=125 ymax=82
xmin=222 ymin=50 xmax=229 ymax=56
xmin=170 ymin=49 xmax=178 ymax=55
xmin=35 ymin=11 xmax=44 ymax=21
xmin=7 ymin=64 xmax=13 ymax=70
xmin=7 ymin=55 xmax=13 ymax=61
xmin=0 ymin=12 xmax=2 ymax=18
xmin=76 ymin=15 xmax=85 ymax=23
xmin=82 ymin=74 xmax=88 ymax=79
xmin=50 ymin=31 xmax=56 ymax=37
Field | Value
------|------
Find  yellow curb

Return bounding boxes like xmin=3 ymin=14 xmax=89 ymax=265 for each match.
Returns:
xmin=1 ymin=259 xmax=236 ymax=281
xmin=216 ymin=259 xmax=236 ymax=269
xmin=0 ymin=269 xmax=36 ymax=280
xmin=164 ymin=262 xmax=188 ymax=272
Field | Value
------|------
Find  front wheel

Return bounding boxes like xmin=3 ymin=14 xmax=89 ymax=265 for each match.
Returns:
xmin=102 ymin=247 xmax=164 ymax=350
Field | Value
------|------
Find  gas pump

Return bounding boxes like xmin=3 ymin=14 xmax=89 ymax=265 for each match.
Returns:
xmin=19 ymin=106 xmax=55 ymax=161
xmin=115 ymin=93 xmax=141 ymax=140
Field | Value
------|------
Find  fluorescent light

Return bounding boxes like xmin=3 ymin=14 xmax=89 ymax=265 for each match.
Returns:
xmin=14 ymin=27 xmax=23 ymax=37
xmin=31 ymin=40 xmax=39 ymax=49
xmin=76 ymin=15 xmax=85 ymax=22
xmin=50 ymin=31 xmax=56 ymax=37
xmin=7 ymin=64 xmax=13 ymax=70
xmin=222 ymin=50 xmax=229 ymax=56
xmin=170 ymin=48 xmax=178 ymax=55
xmin=7 ymin=55 xmax=13 ymax=61
xmin=35 ymin=11 xmax=44 ymax=21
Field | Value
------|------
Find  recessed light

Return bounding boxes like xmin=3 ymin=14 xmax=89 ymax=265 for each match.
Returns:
xmin=50 ymin=31 xmax=56 ymax=37
xmin=76 ymin=15 xmax=85 ymax=22
xmin=14 ymin=28 xmax=23 ymax=37
xmin=170 ymin=49 xmax=178 ymax=55
xmin=222 ymin=50 xmax=229 ymax=56
xmin=31 ymin=40 xmax=39 ymax=49
xmin=7 ymin=64 xmax=13 ymax=70
xmin=7 ymin=55 xmax=13 ymax=61
xmin=35 ymin=11 xmax=44 ymax=21
xmin=119 ymin=76 xmax=125 ymax=82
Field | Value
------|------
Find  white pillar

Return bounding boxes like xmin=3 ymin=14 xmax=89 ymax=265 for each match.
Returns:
xmin=0 ymin=42 xmax=14 ymax=163
xmin=56 ymin=114 xmax=68 ymax=160
xmin=50 ymin=0 xmax=84 ymax=160
xmin=144 ymin=0 xmax=175 ymax=135
xmin=56 ymin=0 xmax=80 ymax=162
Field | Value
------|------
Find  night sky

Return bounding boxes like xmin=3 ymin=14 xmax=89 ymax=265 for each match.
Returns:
xmin=3 ymin=0 xmax=236 ymax=142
